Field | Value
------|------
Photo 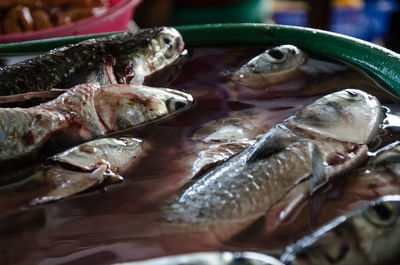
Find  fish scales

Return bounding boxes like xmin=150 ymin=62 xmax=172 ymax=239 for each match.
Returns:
xmin=166 ymin=131 xmax=363 ymax=223
xmin=0 ymin=27 xmax=175 ymax=96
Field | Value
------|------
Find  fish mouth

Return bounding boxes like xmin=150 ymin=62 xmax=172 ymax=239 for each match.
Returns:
xmin=165 ymin=88 xmax=194 ymax=113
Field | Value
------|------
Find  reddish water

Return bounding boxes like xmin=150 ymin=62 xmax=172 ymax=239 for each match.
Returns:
xmin=1 ymin=47 xmax=399 ymax=265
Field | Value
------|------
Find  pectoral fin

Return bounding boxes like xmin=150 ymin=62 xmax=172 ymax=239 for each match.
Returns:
xmin=308 ymin=142 xmax=327 ymax=195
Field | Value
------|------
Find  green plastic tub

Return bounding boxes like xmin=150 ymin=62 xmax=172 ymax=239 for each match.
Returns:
xmin=1 ymin=23 xmax=400 ymax=95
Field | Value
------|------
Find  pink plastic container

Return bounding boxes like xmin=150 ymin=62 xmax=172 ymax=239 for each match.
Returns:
xmin=0 ymin=0 xmax=142 ymax=44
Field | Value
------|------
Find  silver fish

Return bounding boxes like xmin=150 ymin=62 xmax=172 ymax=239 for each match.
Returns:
xmin=162 ymin=89 xmax=383 ymax=238
xmin=227 ymin=45 xmax=306 ymax=88
xmin=0 ymin=137 xmax=142 ymax=212
xmin=0 ymin=83 xmax=192 ymax=165
xmin=280 ymin=195 xmax=400 ymax=265
xmin=115 ymin=252 xmax=284 ymax=265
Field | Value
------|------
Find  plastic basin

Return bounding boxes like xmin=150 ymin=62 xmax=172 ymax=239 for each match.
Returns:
xmin=0 ymin=0 xmax=142 ymax=44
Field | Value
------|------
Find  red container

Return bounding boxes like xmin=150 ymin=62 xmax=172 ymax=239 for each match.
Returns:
xmin=0 ymin=0 xmax=142 ymax=44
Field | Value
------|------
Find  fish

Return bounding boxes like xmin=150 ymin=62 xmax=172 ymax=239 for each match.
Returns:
xmin=114 ymin=251 xmax=284 ymax=265
xmin=0 ymin=83 xmax=193 ymax=172
xmin=0 ymin=137 xmax=142 ymax=215
xmin=190 ymin=111 xmax=269 ymax=177
xmin=162 ymin=89 xmax=383 ymax=239
xmin=249 ymin=142 xmax=400 ymax=251
xmin=226 ymin=45 xmax=306 ymax=88
xmin=280 ymin=195 xmax=400 ymax=265
xmin=0 ymin=27 xmax=186 ymax=96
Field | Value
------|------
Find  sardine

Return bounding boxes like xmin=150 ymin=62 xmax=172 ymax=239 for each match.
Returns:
xmin=280 ymin=195 xmax=400 ymax=265
xmin=162 ymin=89 xmax=383 ymax=238
xmin=114 ymin=251 xmax=284 ymax=265
xmin=0 ymin=83 xmax=193 ymax=167
xmin=227 ymin=45 xmax=306 ymax=88
xmin=0 ymin=137 xmax=142 ymax=214
xmin=0 ymin=27 xmax=185 ymax=96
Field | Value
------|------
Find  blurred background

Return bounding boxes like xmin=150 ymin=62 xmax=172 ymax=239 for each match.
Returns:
xmin=134 ymin=0 xmax=400 ymax=52
xmin=1 ymin=0 xmax=400 ymax=52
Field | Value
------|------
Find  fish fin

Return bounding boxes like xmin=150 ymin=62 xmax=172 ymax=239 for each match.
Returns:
xmin=246 ymin=126 xmax=290 ymax=163
xmin=309 ymin=190 xmax=326 ymax=227
xmin=308 ymin=142 xmax=327 ymax=195
xmin=246 ymin=135 xmax=286 ymax=163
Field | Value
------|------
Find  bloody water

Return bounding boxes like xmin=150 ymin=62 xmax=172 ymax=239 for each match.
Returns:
xmin=1 ymin=47 xmax=399 ymax=265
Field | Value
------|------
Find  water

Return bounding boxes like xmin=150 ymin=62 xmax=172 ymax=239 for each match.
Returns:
xmin=1 ymin=47 xmax=399 ymax=265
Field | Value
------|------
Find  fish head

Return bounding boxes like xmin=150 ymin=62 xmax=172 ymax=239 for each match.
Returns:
xmin=257 ymin=45 xmax=306 ymax=70
xmin=115 ymin=27 xmax=186 ymax=84
xmin=51 ymin=137 xmax=143 ymax=172
xmin=282 ymin=195 xmax=400 ymax=265
xmin=95 ymin=84 xmax=193 ymax=131
xmin=287 ymin=89 xmax=384 ymax=144
xmin=352 ymin=195 xmax=400 ymax=264
xmin=150 ymin=27 xmax=185 ymax=63
xmin=230 ymin=44 xmax=306 ymax=86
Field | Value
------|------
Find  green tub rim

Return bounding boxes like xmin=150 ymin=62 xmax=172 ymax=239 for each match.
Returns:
xmin=1 ymin=23 xmax=400 ymax=95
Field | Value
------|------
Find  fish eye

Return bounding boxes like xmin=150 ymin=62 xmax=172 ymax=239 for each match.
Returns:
xmin=159 ymin=34 xmax=173 ymax=47
xmin=163 ymin=37 xmax=171 ymax=45
xmin=268 ymin=49 xmax=284 ymax=59
xmin=266 ymin=48 xmax=287 ymax=63
xmin=364 ymin=201 xmax=397 ymax=227
xmin=346 ymin=90 xmax=358 ymax=97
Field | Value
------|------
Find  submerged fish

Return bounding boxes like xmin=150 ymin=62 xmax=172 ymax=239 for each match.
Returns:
xmin=0 ymin=27 xmax=185 ymax=96
xmin=280 ymin=195 xmax=400 ymax=265
xmin=115 ymin=252 xmax=284 ymax=265
xmin=0 ymin=83 xmax=192 ymax=167
xmin=162 ymin=89 xmax=383 ymax=238
xmin=227 ymin=45 xmax=306 ymax=88
xmin=190 ymin=111 xmax=269 ymax=177
xmin=0 ymin=137 xmax=142 ymax=213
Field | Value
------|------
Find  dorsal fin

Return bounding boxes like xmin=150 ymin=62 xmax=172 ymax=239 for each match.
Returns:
xmin=246 ymin=125 xmax=292 ymax=163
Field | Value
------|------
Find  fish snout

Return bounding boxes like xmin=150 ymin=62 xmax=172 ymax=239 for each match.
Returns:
xmin=158 ymin=27 xmax=185 ymax=58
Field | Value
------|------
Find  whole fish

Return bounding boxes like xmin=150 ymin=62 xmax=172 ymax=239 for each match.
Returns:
xmin=162 ymin=89 xmax=383 ymax=238
xmin=226 ymin=45 xmax=306 ymax=88
xmin=0 ymin=27 xmax=185 ymax=96
xmin=0 ymin=137 xmax=142 ymax=214
xmin=280 ymin=195 xmax=400 ymax=265
xmin=0 ymin=83 xmax=193 ymax=167
xmin=115 ymin=252 xmax=284 ymax=265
